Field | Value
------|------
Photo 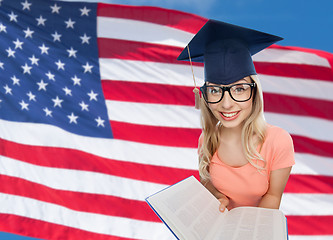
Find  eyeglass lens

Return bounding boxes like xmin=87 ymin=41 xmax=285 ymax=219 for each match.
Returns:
xmin=205 ymin=84 xmax=253 ymax=103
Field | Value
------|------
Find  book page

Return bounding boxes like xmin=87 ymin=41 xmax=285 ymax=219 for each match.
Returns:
xmin=212 ymin=207 xmax=287 ymax=240
xmin=146 ymin=176 xmax=224 ymax=240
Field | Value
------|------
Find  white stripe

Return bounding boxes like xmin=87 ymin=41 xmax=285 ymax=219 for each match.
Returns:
xmin=0 ymin=156 xmax=167 ymax=201
xmin=97 ymin=17 xmax=193 ymax=48
xmin=100 ymin=59 xmax=333 ymax=102
xmin=99 ymin=58 xmax=204 ymax=86
xmin=260 ymin=74 xmax=333 ymax=102
xmin=289 ymin=236 xmax=333 ymax=240
xmin=292 ymin=153 xmax=333 ymax=177
xmin=0 ymin=193 xmax=173 ymax=240
xmin=254 ymin=48 xmax=331 ymax=67
xmin=97 ymin=17 xmax=331 ymax=68
xmin=106 ymin=100 xmax=201 ymax=128
xmin=105 ymin=99 xmax=333 ymax=143
xmin=281 ymin=193 xmax=333 ymax=215
xmin=265 ymin=112 xmax=333 ymax=143
xmin=0 ymin=119 xmax=198 ymax=170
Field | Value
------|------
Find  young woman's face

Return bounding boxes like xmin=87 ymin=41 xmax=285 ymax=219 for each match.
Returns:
xmin=207 ymin=76 xmax=254 ymax=129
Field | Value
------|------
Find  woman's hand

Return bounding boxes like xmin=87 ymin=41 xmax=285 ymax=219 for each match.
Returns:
xmin=217 ymin=193 xmax=229 ymax=212
xmin=201 ymin=179 xmax=230 ymax=212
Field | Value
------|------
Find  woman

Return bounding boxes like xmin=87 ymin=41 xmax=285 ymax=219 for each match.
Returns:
xmin=178 ymin=20 xmax=295 ymax=212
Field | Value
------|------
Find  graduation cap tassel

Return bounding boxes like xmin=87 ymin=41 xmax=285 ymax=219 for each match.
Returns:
xmin=187 ymin=45 xmax=200 ymax=110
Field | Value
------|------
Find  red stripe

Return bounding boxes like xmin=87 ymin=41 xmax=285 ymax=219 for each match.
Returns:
xmin=110 ymin=120 xmax=201 ymax=148
xmin=101 ymin=80 xmax=195 ymax=106
xmin=255 ymin=61 xmax=333 ymax=81
xmin=264 ymin=92 xmax=333 ymax=121
xmin=0 ymin=175 xmax=159 ymax=222
xmin=97 ymin=3 xmax=207 ymax=34
xmin=102 ymin=80 xmax=333 ymax=121
xmin=98 ymin=38 xmax=332 ymax=81
xmin=287 ymin=215 xmax=333 ymax=235
xmin=0 ymin=138 xmax=198 ymax=185
xmin=292 ymin=134 xmax=333 ymax=158
xmin=0 ymin=214 xmax=135 ymax=240
xmin=286 ymin=174 xmax=333 ymax=194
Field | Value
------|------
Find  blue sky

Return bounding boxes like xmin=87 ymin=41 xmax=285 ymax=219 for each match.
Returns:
xmin=1 ymin=0 xmax=332 ymax=240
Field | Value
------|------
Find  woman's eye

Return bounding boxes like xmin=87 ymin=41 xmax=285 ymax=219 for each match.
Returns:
xmin=208 ymin=87 xmax=221 ymax=94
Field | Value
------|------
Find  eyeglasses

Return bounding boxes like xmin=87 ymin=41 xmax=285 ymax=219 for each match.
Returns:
xmin=200 ymin=82 xmax=256 ymax=103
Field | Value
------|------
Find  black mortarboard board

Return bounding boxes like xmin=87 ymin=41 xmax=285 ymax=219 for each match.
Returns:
xmin=177 ymin=19 xmax=283 ymax=85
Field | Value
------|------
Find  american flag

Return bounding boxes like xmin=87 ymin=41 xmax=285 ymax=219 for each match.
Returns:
xmin=0 ymin=0 xmax=332 ymax=239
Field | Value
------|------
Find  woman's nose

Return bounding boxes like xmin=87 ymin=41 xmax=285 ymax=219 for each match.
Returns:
xmin=220 ymin=91 xmax=234 ymax=109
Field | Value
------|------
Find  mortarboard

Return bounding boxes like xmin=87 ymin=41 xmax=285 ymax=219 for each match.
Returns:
xmin=177 ymin=19 xmax=283 ymax=86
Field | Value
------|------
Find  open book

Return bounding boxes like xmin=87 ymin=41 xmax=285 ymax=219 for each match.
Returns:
xmin=146 ymin=176 xmax=288 ymax=240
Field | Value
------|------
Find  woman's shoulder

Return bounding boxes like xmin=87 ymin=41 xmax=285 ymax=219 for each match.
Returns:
xmin=264 ymin=124 xmax=294 ymax=148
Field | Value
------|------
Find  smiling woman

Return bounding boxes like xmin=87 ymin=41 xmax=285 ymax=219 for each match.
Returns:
xmin=178 ymin=19 xmax=295 ymax=212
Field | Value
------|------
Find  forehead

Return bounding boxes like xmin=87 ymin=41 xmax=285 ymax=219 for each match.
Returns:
xmin=207 ymin=76 xmax=251 ymax=86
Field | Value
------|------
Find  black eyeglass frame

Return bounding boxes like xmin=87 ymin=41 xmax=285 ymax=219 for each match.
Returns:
xmin=200 ymin=82 xmax=256 ymax=103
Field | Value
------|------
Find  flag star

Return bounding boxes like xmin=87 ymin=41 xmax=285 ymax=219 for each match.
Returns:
xmin=0 ymin=23 xmax=7 ymax=33
xmin=43 ymin=107 xmax=52 ymax=117
xmin=6 ymin=47 xmax=15 ymax=58
xmin=45 ymin=71 xmax=55 ymax=81
xmin=8 ymin=11 xmax=18 ymax=22
xmin=29 ymin=55 xmax=39 ymax=65
xmin=62 ymin=87 xmax=72 ymax=96
xmin=37 ymin=80 xmax=48 ymax=91
xmin=67 ymin=47 xmax=77 ymax=58
xmin=80 ymin=6 xmax=91 ymax=16
xmin=4 ymin=85 xmax=13 ymax=95
xmin=67 ymin=112 xmax=78 ymax=124
xmin=27 ymin=91 xmax=36 ymax=101
xmin=65 ymin=18 xmax=75 ymax=29
xmin=51 ymin=31 xmax=61 ymax=42
xmin=87 ymin=90 xmax=98 ymax=101
xmin=52 ymin=96 xmax=63 ymax=108
xmin=95 ymin=116 xmax=105 ymax=127
xmin=21 ymin=63 xmax=32 ymax=74
xmin=13 ymin=39 xmax=24 ymax=49
xmin=11 ymin=75 xmax=20 ymax=86
xmin=19 ymin=100 xmax=29 ymax=110
xmin=39 ymin=44 xmax=49 ymax=54
xmin=0 ymin=62 xmax=4 ymax=70
xmin=55 ymin=60 xmax=65 ymax=70
xmin=71 ymin=75 xmax=81 ymax=86
xmin=23 ymin=27 xmax=34 ymax=38
xmin=82 ymin=62 xmax=93 ymax=73
xmin=79 ymin=101 xmax=89 ymax=111
xmin=80 ymin=33 xmax=91 ymax=44
xmin=50 ymin=3 xmax=61 ymax=14
xmin=36 ymin=15 xmax=47 ymax=26
xmin=21 ymin=0 xmax=32 ymax=10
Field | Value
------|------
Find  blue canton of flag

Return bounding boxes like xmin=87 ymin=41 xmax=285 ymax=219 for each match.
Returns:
xmin=0 ymin=0 xmax=113 ymax=138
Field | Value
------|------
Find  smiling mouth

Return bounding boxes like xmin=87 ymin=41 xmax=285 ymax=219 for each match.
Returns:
xmin=221 ymin=111 xmax=239 ymax=118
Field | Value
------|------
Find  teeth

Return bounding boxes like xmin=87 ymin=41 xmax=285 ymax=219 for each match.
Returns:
xmin=222 ymin=112 xmax=238 ymax=118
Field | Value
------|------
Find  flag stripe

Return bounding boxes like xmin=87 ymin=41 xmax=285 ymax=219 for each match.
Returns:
xmin=287 ymin=216 xmax=333 ymax=235
xmin=0 ymin=175 xmax=159 ymax=222
xmin=98 ymin=38 xmax=333 ymax=81
xmin=0 ymin=214 xmax=135 ymax=240
xmin=0 ymin=138 xmax=198 ymax=185
xmin=99 ymin=59 xmax=333 ymax=101
xmin=286 ymin=175 xmax=333 ymax=194
xmin=101 ymin=80 xmax=333 ymax=121
xmin=97 ymin=3 xmax=206 ymax=34
xmin=0 ymin=194 xmax=172 ymax=240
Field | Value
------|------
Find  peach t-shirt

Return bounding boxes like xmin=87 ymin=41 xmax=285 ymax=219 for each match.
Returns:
xmin=204 ymin=125 xmax=295 ymax=209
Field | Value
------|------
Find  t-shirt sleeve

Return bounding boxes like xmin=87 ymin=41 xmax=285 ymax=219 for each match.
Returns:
xmin=270 ymin=127 xmax=295 ymax=171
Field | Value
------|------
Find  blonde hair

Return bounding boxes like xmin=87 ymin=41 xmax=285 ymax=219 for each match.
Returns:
xmin=198 ymin=75 xmax=267 ymax=182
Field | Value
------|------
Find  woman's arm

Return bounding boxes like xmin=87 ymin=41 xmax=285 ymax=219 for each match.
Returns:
xmin=201 ymin=178 xmax=229 ymax=212
xmin=258 ymin=166 xmax=292 ymax=209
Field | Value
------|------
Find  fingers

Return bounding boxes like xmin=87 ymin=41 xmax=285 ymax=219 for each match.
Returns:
xmin=218 ymin=196 xmax=229 ymax=212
